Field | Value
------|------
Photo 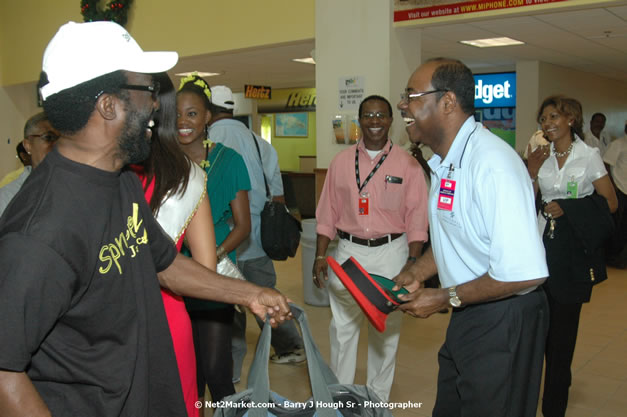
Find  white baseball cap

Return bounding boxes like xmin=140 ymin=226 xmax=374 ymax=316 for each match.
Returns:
xmin=40 ymin=21 xmax=179 ymax=101
xmin=210 ymin=85 xmax=235 ymax=110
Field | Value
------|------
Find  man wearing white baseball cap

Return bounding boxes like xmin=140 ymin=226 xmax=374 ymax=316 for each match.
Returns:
xmin=0 ymin=21 xmax=291 ymax=417
xmin=209 ymin=85 xmax=236 ymax=110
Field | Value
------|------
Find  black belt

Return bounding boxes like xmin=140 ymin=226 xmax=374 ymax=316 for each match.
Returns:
xmin=337 ymin=229 xmax=403 ymax=247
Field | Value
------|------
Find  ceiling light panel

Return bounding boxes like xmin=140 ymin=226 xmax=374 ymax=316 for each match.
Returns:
xmin=175 ymin=71 xmax=222 ymax=77
xmin=459 ymin=37 xmax=525 ymax=48
xmin=292 ymin=57 xmax=316 ymax=64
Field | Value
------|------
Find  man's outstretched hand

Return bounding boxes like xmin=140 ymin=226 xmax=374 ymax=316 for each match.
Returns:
xmin=246 ymin=287 xmax=293 ymax=327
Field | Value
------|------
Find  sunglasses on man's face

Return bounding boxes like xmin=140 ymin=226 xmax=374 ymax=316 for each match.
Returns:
xmin=119 ymin=81 xmax=161 ymax=101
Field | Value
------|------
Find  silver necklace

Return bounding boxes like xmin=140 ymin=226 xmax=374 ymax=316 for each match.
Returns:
xmin=552 ymin=142 xmax=573 ymax=158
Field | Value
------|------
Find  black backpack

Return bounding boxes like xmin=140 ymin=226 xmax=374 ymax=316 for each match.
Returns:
xmin=260 ymin=200 xmax=302 ymax=260
xmin=251 ymin=133 xmax=302 ymax=260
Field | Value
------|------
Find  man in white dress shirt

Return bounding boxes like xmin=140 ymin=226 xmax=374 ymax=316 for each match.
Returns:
xmin=604 ymin=122 xmax=627 ymax=268
xmin=584 ymin=112 xmax=611 ymax=155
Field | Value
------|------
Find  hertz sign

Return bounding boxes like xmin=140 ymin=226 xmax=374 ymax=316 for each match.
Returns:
xmin=245 ymin=85 xmax=272 ymax=100
xmin=257 ymin=88 xmax=316 ymax=113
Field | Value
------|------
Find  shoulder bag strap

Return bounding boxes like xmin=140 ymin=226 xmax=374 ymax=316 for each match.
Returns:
xmin=250 ymin=132 xmax=271 ymax=200
xmin=247 ymin=304 xmax=337 ymax=417
xmin=203 ymin=144 xmax=224 ymax=177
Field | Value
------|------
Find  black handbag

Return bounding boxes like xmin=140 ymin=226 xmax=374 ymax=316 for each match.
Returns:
xmin=251 ymin=133 xmax=302 ymax=260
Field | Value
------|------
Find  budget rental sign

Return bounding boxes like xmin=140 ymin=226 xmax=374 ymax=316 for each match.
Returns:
xmin=473 ymin=72 xmax=516 ymax=108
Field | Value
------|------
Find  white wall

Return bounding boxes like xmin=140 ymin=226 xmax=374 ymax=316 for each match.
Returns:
xmin=315 ymin=0 xmax=391 ymax=168
xmin=515 ymin=61 xmax=541 ymax=154
xmin=233 ymin=92 xmax=253 ymax=116
xmin=315 ymin=0 xmax=421 ymax=169
xmin=539 ymin=62 xmax=626 ymax=140
xmin=390 ymin=27 xmax=422 ymax=149
xmin=515 ymin=60 xmax=627 ymax=154
xmin=0 ymin=81 xmax=40 ymax=178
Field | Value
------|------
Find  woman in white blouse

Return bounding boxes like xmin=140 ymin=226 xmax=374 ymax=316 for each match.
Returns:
xmin=527 ymin=95 xmax=617 ymax=417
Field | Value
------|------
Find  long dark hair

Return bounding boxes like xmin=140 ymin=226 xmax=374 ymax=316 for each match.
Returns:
xmin=141 ymin=72 xmax=192 ymax=214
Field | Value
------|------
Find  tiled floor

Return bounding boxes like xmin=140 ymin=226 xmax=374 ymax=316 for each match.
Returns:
xmin=209 ymin=246 xmax=627 ymax=417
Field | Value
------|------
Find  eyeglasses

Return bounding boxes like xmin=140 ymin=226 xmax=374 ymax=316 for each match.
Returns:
xmin=26 ymin=132 xmax=59 ymax=142
xmin=120 ymin=81 xmax=161 ymax=100
xmin=360 ymin=112 xmax=390 ymax=120
xmin=400 ymin=89 xmax=447 ymax=103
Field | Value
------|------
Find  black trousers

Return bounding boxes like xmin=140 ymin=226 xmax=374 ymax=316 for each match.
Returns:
xmin=541 ymin=290 xmax=583 ymax=417
xmin=433 ymin=288 xmax=549 ymax=417
xmin=190 ymin=306 xmax=236 ymax=402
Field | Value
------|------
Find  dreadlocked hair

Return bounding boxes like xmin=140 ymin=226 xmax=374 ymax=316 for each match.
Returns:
xmin=40 ymin=70 xmax=128 ymax=134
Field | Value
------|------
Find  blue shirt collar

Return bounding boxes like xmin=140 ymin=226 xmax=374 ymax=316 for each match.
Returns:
xmin=428 ymin=116 xmax=477 ymax=174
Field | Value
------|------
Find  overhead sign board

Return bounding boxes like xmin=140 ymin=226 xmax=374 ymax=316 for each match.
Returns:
xmin=245 ymin=85 xmax=272 ymax=99
xmin=256 ymin=88 xmax=316 ymax=113
xmin=394 ymin=0 xmax=569 ymax=22
xmin=473 ymin=72 xmax=516 ymax=108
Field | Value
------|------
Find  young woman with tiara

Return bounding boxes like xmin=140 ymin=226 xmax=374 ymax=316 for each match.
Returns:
xmin=176 ymin=74 xmax=252 ymax=403
xmin=132 ymin=72 xmax=217 ymax=417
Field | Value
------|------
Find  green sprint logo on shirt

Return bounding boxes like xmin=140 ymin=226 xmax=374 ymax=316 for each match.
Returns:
xmin=99 ymin=203 xmax=149 ymax=275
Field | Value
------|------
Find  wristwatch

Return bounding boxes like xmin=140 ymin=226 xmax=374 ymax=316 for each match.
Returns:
xmin=448 ymin=286 xmax=461 ymax=308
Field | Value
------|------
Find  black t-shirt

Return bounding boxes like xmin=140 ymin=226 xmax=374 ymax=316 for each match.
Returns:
xmin=0 ymin=149 xmax=185 ymax=417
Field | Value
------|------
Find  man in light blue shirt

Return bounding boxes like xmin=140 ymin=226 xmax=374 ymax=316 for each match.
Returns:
xmin=395 ymin=58 xmax=549 ymax=417
xmin=208 ymin=86 xmax=304 ymax=381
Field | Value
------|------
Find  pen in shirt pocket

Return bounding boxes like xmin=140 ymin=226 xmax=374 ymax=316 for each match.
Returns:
xmin=385 ymin=175 xmax=403 ymax=189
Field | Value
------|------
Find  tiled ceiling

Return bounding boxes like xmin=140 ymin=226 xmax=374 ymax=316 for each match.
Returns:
xmin=169 ymin=40 xmax=317 ymax=93
xmin=168 ymin=3 xmax=627 ymax=92
xmin=421 ymin=3 xmax=627 ymax=80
